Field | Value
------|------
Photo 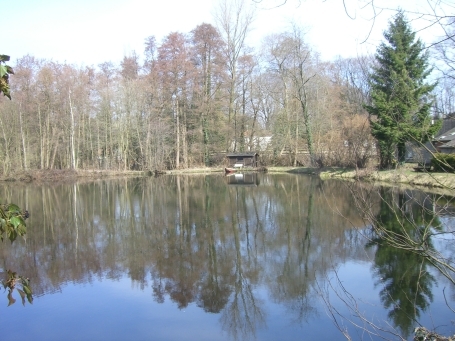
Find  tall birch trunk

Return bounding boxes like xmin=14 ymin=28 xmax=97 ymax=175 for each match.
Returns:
xmin=69 ymin=91 xmax=76 ymax=170
xmin=19 ymin=105 xmax=27 ymax=171
xmin=175 ymin=102 xmax=180 ymax=169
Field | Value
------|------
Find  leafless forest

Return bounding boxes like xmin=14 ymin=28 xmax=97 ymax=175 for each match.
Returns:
xmin=1 ymin=2 xmax=452 ymax=174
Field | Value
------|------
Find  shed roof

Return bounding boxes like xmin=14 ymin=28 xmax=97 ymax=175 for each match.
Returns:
xmin=226 ymin=152 xmax=258 ymax=157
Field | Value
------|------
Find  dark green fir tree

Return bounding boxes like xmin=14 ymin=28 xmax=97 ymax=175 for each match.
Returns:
xmin=365 ymin=10 xmax=440 ymax=169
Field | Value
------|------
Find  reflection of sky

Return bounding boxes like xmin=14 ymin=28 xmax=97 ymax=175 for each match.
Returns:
xmin=323 ymin=262 xmax=389 ymax=336
xmin=0 ymin=275 xmax=227 ymax=341
xmin=1 ymin=257 xmax=454 ymax=340
xmin=0 ymin=274 xmax=343 ymax=341
xmin=432 ymin=217 xmax=455 ymax=266
xmin=419 ymin=266 xmax=455 ymax=339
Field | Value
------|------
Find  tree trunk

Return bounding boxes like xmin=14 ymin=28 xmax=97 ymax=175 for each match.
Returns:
xmin=0 ymin=116 xmax=11 ymax=174
xmin=175 ymin=102 xmax=180 ymax=169
xmin=69 ymin=91 xmax=77 ymax=170
xmin=19 ymin=106 xmax=27 ymax=171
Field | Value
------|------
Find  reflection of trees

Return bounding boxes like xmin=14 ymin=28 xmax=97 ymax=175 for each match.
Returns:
xmin=267 ymin=176 xmax=317 ymax=322
xmin=0 ymin=174 xmax=373 ymax=336
xmin=197 ymin=177 xmax=233 ymax=313
xmin=367 ymin=189 xmax=440 ymax=338
xmin=219 ymin=185 xmax=265 ymax=340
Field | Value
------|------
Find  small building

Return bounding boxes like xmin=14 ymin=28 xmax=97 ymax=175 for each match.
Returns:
xmin=226 ymin=152 xmax=259 ymax=168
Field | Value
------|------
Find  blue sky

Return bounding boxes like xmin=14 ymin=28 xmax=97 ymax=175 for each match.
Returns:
xmin=4 ymin=0 xmax=446 ymax=67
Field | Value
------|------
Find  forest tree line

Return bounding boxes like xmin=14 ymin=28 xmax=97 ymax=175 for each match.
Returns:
xmin=1 ymin=7 xmax=453 ymax=173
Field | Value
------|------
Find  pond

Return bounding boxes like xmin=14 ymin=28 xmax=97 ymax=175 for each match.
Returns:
xmin=0 ymin=173 xmax=454 ymax=341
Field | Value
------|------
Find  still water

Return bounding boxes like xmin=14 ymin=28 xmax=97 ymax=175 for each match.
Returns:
xmin=0 ymin=173 xmax=454 ymax=341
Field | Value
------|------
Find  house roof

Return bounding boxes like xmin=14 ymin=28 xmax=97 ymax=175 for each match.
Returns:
xmin=439 ymin=139 xmax=455 ymax=149
xmin=434 ymin=127 xmax=455 ymax=143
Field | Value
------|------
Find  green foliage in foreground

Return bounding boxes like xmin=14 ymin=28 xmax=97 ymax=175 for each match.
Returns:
xmin=2 ymin=270 xmax=33 ymax=306
xmin=0 ymin=204 xmax=32 ymax=305
xmin=432 ymin=153 xmax=455 ymax=173
xmin=0 ymin=53 xmax=32 ymax=304
xmin=0 ymin=54 xmax=14 ymax=99
xmin=0 ymin=204 xmax=27 ymax=242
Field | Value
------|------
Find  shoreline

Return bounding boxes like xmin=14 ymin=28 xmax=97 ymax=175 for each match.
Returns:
xmin=1 ymin=167 xmax=454 ymax=193
xmin=318 ymin=167 xmax=455 ymax=196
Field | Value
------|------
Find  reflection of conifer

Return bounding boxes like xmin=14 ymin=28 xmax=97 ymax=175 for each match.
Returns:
xmin=367 ymin=189 xmax=440 ymax=337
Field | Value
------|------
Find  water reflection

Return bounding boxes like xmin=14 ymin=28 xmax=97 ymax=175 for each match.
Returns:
xmin=0 ymin=175 xmax=453 ymax=340
xmin=225 ymin=172 xmax=259 ymax=186
xmin=367 ymin=189 xmax=442 ymax=337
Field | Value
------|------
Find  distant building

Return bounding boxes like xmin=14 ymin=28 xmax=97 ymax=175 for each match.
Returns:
xmin=245 ymin=136 xmax=272 ymax=151
xmin=231 ymin=136 xmax=272 ymax=152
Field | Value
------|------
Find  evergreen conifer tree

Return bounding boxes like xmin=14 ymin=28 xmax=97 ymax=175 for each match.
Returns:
xmin=366 ymin=10 xmax=440 ymax=169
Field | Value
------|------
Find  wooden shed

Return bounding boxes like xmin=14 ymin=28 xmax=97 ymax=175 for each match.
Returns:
xmin=226 ymin=152 xmax=259 ymax=168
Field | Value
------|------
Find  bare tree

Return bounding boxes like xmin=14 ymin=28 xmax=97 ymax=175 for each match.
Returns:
xmin=190 ymin=23 xmax=227 ymax=165
xmin=157 ymin=32 xmax=195 ymax=169
xmin=214 ymin=0 xmax=256 ymax=152
xmin=262 ymin=27 xmax=318 ymax=166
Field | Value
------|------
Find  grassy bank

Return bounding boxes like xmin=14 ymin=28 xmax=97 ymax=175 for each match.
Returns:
xmin=319 ymin=167 xmax=455 ymax=192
